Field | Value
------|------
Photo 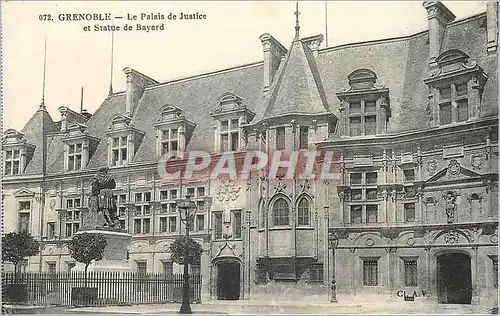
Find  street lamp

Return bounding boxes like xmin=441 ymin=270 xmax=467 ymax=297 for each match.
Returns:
xmin=328 ymin=231 xmax=339 ymax=303
xmin=177 ymin=194 xmax=197 ymax=314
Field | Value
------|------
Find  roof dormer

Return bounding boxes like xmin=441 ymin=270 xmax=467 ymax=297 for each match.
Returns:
xmin=61 ymin=123 xmax=99 ymax=172
xmin=2 ymin=129 xmax=35 ymax=176
xmin=105 ymin=114 xmax=145 ymax=167
xmin=424 ymin=49 xmax=488 ymax=126
xmin=211 ymin=93 xmax=255 ymax=152
xmin=336 ymin=69 xmax=391 ymax=137
xmin=153 ymin=105 xmax=196 ymax=158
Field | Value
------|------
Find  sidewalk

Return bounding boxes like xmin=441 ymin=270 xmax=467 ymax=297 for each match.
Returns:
xmin=58 ymin=300 xmax=498 ymax=315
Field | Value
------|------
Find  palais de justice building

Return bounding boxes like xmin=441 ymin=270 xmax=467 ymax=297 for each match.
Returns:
xmin=3 ymin=1 xmax=498 ymax=305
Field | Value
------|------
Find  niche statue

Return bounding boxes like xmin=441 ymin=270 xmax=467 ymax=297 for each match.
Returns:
xmin=89 ymin=167 xmax=120 ymax=228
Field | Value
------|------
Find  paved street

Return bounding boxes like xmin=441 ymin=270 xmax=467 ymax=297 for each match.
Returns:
xmin=5 ymin=300 xmax=497 ymax=315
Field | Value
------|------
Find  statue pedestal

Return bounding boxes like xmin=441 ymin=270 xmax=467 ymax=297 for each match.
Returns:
xmin=71 ymin=229 xmax=133 ymax=275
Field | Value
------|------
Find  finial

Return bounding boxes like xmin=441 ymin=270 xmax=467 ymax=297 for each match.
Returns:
xmin=294 ymin=1 xmax=300 ymax=40
xmin=109 ymin=28 xmax=115 ymax=95
xmin=80 ymin=86 xmax=84 ymax=113
xmin=40 ymin=37 xmax=47 ymax=109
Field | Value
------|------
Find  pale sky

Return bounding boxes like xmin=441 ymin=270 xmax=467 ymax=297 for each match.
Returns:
xmin=2 ymin=1 xmax=487 ymax=131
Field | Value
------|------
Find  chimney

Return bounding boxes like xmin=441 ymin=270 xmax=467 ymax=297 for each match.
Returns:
xmin=422 ymin=1 xmax=456 ymax=67
xmin=259 ymin=33 xmax=287 ymax=94
xmin=487 ymin=1 xmax=498 ymax=54
xmin=123 ymin=67 xmax=158 ymax=116
xmin=302 ymin=34 xmax=324 ymax=57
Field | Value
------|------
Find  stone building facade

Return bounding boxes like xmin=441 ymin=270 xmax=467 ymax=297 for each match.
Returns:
xmin=3 ymin=1 xmax=498 ymax=304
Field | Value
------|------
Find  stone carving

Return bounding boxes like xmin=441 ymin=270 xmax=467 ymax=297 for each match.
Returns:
xmin=446 ymin=159 xmax=461 ymax=179
xmin=365 ymin=238 xmax=374 ymax=247
xmin=444 ymin=230 xmax=460 ymax=244
xmin=49 ymin=198 xmax=56 ymax=210
xmin=466 ymin=193 xmax=483 ymax=203
xmin=407 ymin=237 xmax=415 ymax=246
xmin=300 ymin=179 xmax=311 ymax=192
xmin=216 ymin=178 xmax=241 ymax=202
xmin=423 ymin=196 xmax=439 ymax=206
xmin=443 ymin=191 xmax=460 ymax=223
xmin=423 ymin=230 xmax=438 ymax=245
xmin=427 ymin=160 xmax=438 ymax=175
xmin=490 ymin=234 xmax=498 ymax=244
xmin=273 ymin=180 xmax=287 ymax=193
xmin=471 ymin=154 xmax=484 ymax=170
xmin=87 ymin=167 xmax=120 ymax=228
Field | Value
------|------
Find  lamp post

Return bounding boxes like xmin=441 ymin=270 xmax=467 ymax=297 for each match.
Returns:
xmin=177 ymin=194 xmax=197 ymax=314
xmin=328 ymin=231 xmax=339 ymax=303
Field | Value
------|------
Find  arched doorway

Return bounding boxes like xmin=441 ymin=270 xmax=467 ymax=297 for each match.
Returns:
xmin=437 ymin=253 xmax=472 ymax=304
xmin=217 ymin=261 xmax=240 ymax=300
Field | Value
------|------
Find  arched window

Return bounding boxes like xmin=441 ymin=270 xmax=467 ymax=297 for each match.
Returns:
xmin=297 ymin=198 xmax=310 ymax=226
xmin=272 ymin=198 xmax=289 ymax=226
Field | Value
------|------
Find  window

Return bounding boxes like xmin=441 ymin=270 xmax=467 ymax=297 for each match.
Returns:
xmin=134 ymin=218 xmax=150 ymax=234
xmin=350 ymin=173 xmax=362 ymax=185
xmin=403 ymin=169 xmax=415 ymax=182
xmin=232 ymin=210 xmax=242 ymax=239
xmin=187 ymin=187 xmax=195 ymax=197
xmin=136 ymin=261 xmax=147 ymax=275
xmin=47 ymin=262 xmax=57 ymax=273
xmin=404 ymin=203 xmax=415 ymax=222
xmin=366 ymin=189 xmax=378 ymax=200
xmin=160 ymin=190 xmax=168 ymax=200
xmin=404 ymin=260 xmax=418 ymax=287
xmin=19 ymin=213 xmax=30 ymax=233
xmin=349 ymin=172 xmax=378 ymax=224
xmin=47 ymin=222 xmax=55 ymax=239
xmin=350 ymin=205 xmax=362 ymax=224
xmin=349 ymin=100 xmax=378 ymax=136
xmin=65 ymin=210 xmax=80 ymax=237
xmin=366 ymin=172 xmax=378 ymax=185
xmin=163 ymin=261 xmax=173 ymax=275
xmin=197 ymin=187 xmax=205 ymax=197
xmin=161 ymin=128 xmax=179 ymax=155
xmin=299 ymin=126 xmax=309 ymax=149
xmin=66 ymin=198 xmax=81 ymax=209
xmin=220 ymin=119 xmax=239 ymax=151
xmin=160 ymin=217 xmax=168 ymax=232
xmin=214 ymin=212 xmax=223 ymax=239
xmin=276 ymin=127 xmax=285 ymax=150
xmin=169 ymin=217 xmax=177 ymax=232
xmin=438 ymin=83 xmax=469 ymax=125
xmin=67 ymin=143 xmax=83 ymax=171
xmin=170 ymin=189 xmax=178 ymax=199
xmin=457 ymin=99 xmax=468 ymax=122
xmin=440 ymin=103 xmax=452 ymax=125
xmin=349 ymin=117 xmax=361 ymax=136
xmin=440 ymin=86 xmax=451 ymax=99
xmin=134 ymin=192 xmax=151 ymax=234
xmin=111 ymin=136 xmax=128 ymax=166
xmin=4 ymin=149 xmax=21 ymax=175
xmin=196 ymin=215 xmax=205 ymax=231
xmin=366 ymin=205 xmax=378 ymax=223
xmin=297 ymin=198 xmax=310 ymax=226
xmin=363 ymin=259 xmax=378 ymax=286
xmin=272 ymin=198 xmax=290 ymax=226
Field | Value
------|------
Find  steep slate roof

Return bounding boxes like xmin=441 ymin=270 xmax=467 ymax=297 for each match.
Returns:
xmin=20 ymin=107 xmax=58 ymax=175
xmin=15 ymin=12 xmax=498 ymax=175
xmin=250 ymin=37 xmax=331 ymax=124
